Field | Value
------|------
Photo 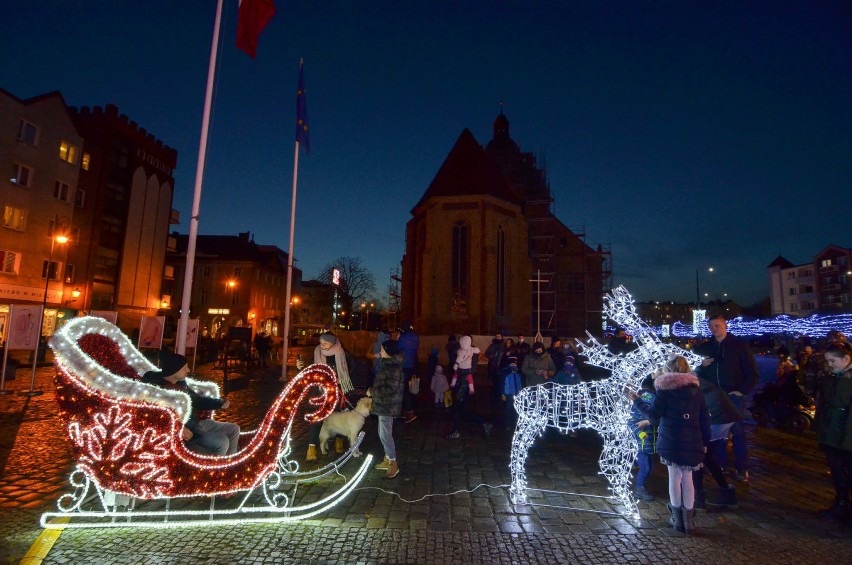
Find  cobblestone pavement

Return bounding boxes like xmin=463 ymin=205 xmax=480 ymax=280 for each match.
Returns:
xmin=1 ymin=358 xmax=850 ymax=564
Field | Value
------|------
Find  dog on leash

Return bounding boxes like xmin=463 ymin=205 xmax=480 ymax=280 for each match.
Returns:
xmin=319 ymin=396 xmax=372 ymax=457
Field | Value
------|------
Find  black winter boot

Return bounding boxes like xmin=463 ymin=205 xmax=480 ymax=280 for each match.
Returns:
xmin=817 ymin=497 xmax=849 ymax=520
xmin=682 ymin=506 xmax=696 ymax=534
xmin=694 ymin=489 xmax=706 ymax=509
xmin=668 ymin=503 xmax=685 ymax=533
xmin=708 ymin=485 xmax=738 ymax=508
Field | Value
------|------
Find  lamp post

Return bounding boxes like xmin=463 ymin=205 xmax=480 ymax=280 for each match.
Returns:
xmin=64 ymin=288 xmax=81 ymax=307
xmin=22 ymin=217 xmax=70 ymax=397
xmin=695 ymin=267 xmax=714 ymax=310
xmin=227 ymin=279 xmax=237 ymax=330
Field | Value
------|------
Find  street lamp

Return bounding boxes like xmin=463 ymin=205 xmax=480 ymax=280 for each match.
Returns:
xmin=64 ymin=288 xmax=81 ymax=307
xmin=22 ymin=217 xmax=70 ymax=397
xmin=695 ymin=267 xmax=714 ymax=310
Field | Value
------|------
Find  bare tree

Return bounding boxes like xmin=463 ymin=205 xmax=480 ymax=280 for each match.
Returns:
xmin=315 ymin=256 xmax=376 ymax=303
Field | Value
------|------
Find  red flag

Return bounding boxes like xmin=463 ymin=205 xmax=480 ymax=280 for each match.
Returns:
xmin=236 ymin=0 xmax=276 ymax=58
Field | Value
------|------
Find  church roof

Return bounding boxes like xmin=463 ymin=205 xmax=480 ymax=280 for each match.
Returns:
xmin=413 ymin=128 xmax=522 ymax=212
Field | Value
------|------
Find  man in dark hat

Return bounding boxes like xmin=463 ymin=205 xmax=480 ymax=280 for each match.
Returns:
xmin=142 ymin=349 xmax=240 ymax=455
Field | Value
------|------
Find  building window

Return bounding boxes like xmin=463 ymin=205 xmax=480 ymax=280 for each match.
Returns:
xmin=822 ymin=259 xmax=832 ymax=268
xmin=59 ymin=141 xmax=77 ymax=164
xmin=64 ymin=264 xmax=76 ymax=284
xmin=42 ymin=259 xmax=62 ymax=281
xmin=70 ymin=226 xmax=81 ymax=245
xmin=81 ymin=152 xmax=91 ymax=171
xmin=451 ymin=223 xmax=469 ymax=305
xmin=17 ymin=119 xmax=38 ymax=145
xmin=12 ymin=163 xmax=33 ymax=187
xmin=231 ymin=289 xmax=239 ymax=306
xmin=3 ymin=206 xmax=27 ymax=231
xmin=0 ymin=249 xmax=21 ymax=274
xmin=786 ymin=271 xmax=796 ymax=279
xmin=199 ymin=288 xmax=209 ymax=305
xmin=54 ymin=180 xmax=71 ymax=202
xmin=234 ymin=267 xmax=242 ymax=279
xmin=75 ymin=188 xmax=86 ymax=208
xmin=496 ymin=226 xmax=505 ymax=316
xmin=202 ymin=265 xmax=211 ymax=278
xmin=788 ymin=288 xmax=797 ymax=296
xmin=840 ymin=256 xmax=848 ymax=266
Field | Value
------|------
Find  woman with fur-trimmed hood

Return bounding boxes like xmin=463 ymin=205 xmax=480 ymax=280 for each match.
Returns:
xmin=639 ymin=354 xmax=710 ymax=535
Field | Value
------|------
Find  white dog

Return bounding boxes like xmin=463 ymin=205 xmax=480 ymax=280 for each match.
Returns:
xmin=319 ymin=396 xmax=372 ymax=457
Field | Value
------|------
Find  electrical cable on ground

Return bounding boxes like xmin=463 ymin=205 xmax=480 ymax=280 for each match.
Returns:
xmin=353 ymin=483 xmax=511 ymax=504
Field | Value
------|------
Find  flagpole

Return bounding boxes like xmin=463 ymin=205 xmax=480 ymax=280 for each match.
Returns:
xmin=177 ymin=0 xmax=224 ymax=355
xmin=280 ymin=139 xmax=300 ymax=381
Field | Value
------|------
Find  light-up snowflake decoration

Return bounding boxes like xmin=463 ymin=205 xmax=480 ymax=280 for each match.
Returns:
xmin=509 ymin=286 xmax=701 ymax=521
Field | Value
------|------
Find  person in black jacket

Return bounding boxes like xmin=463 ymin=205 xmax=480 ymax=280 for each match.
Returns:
xmin=640 ymin=354 xmax=710 ymax=534
xmin=370 ymin=340 xmax=404 ymax=479
xmin=695 ymin=314 xmax=759 ymax=482
xmin=141 ymin=349 xmax=239 ymax=455
xmin=693 ymin=376 xmax=741 ymax=508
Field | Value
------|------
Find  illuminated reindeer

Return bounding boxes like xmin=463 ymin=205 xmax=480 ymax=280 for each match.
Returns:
xmin=509 ymin=286 xmax=701 ymax=520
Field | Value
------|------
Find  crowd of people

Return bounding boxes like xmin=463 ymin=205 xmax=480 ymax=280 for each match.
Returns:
xmin=142 ymin=315 xmax=851 ymax=528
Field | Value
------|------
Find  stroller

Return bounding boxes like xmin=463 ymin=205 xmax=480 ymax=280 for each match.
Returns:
xmin=750 ymin=370 xmax=815 ymax=432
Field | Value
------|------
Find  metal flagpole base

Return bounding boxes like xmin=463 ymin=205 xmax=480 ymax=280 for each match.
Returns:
xmin=18 ymin=390 xmax=43 ymax=397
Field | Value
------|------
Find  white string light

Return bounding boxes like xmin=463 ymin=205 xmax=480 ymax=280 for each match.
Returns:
xmin=669 ymin=312 xmax=852 ymax=338
xmin=42 ymin=316 xmax=372 ymax=529
xmin=510 ymin=286 xmax=701 ymax=521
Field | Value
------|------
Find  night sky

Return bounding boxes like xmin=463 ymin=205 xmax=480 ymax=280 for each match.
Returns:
xmin=3 ymin=2 xmax=849 ymax=307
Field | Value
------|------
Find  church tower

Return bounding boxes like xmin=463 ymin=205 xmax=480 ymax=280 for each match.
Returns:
xmin=402 ymin=113 xmax=610 ymax=338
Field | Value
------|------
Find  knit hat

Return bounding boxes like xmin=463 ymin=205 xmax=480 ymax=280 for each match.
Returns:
xmin=159 ymin=349 xmax=187 ymax=377
xmin=506 ymin=354 xmax=519 ymax=365
xmin=400 ymin=320 xmax=414 ymax=332
xmin=319 ymin=332 xmax=337 ymax=345
xmin=563 ymin=355 xmax=575 ymax=366
xmin=381 ymin=339 xmax=400 ymax=356
xmin=532 ymin=342 xmax=545 ymax=353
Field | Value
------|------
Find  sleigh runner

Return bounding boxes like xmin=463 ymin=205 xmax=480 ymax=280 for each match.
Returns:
xmin=41 ymin=316 xmax=371 ymax=529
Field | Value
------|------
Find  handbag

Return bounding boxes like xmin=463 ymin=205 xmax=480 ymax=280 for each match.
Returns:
xmin=443 ymin=389 xmax=453 ymax=408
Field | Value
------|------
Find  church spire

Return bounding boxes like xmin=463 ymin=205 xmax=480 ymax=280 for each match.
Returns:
xmin=493 ymin=101 xmax=510 ymax=140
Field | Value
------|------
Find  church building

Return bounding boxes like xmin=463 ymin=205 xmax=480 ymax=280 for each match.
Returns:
xmin=401 ymin=112 xmax=611 ymax=339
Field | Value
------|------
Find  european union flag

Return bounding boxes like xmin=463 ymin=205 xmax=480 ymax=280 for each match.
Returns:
xmin=295 ymin=61 xmax=310 ymax=153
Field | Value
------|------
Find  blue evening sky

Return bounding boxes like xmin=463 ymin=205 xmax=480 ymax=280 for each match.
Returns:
xmin=3 ymin=1 xmax=849 ymax=306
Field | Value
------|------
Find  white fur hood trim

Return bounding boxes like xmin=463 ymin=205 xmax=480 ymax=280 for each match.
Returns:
xmin=654 ymin=371 xmax=699 ymax=391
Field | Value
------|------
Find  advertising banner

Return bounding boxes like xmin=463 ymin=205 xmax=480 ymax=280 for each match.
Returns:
xmin=138 ymin=316 xmax=165 ymax=349
xmin=185 ymin=318 xmax=200 ymax=348
xmin=7 ymin=304 xmax=43 ymax=350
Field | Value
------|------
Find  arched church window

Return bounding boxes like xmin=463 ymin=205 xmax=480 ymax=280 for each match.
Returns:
xmin=452 ymin=223 xmax=468 ymax=311
xmin=497 ymin=226 xmax=506 ymax=316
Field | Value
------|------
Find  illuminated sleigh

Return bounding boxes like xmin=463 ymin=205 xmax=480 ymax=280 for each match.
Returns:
xmin=41 ymin=316 xmax=371 ymax=529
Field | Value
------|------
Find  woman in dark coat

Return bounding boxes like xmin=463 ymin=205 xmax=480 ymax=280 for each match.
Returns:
xmin=643 ymin=354 xmax=710 ymax=534
xmin=370 ymin=340 xmax=404 ymax=479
